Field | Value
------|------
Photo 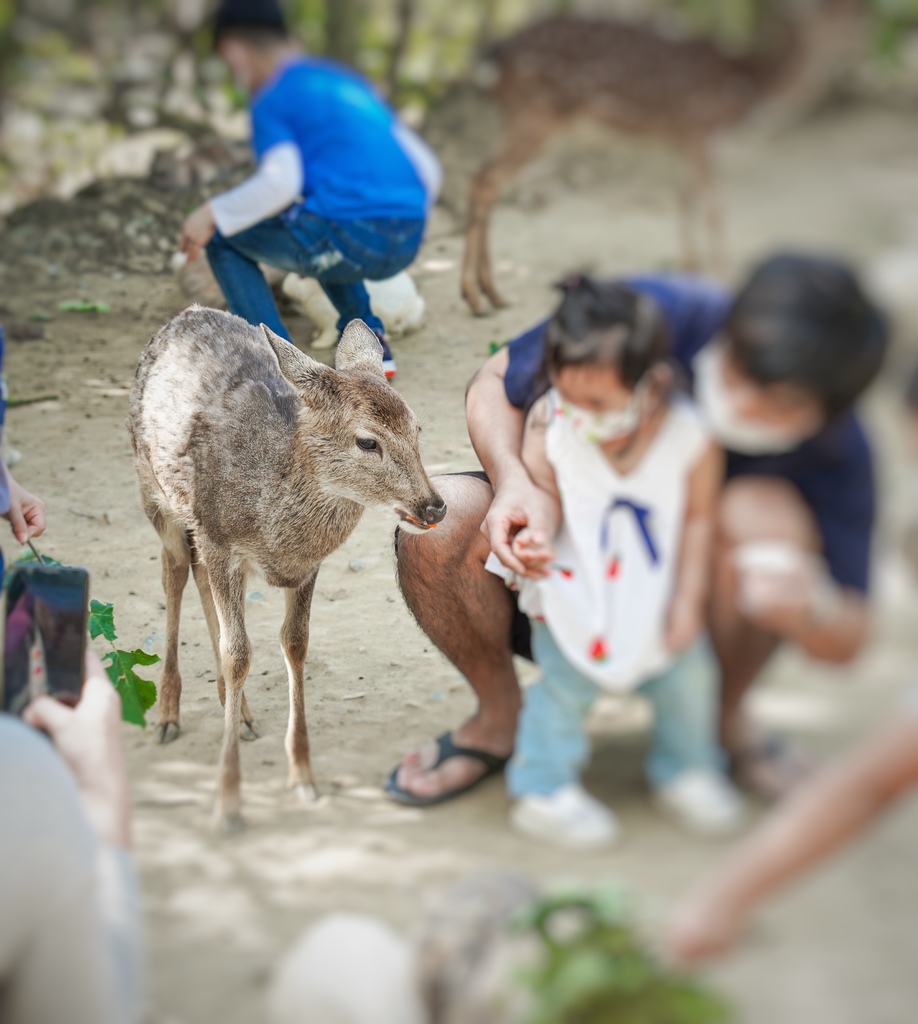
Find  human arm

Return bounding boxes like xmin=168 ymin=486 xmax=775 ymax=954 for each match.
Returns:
xmin=465 ymin=346 xmax=561 ymax=575
xmin=666 ymin=709 xmax=918 ymax=965
xmin=666 ymin=440 xmax=722 ymax=652
xmin=1 ymin=655 xmax=143 ymax=1024
xmin=1 ymin=465 xmax=46 ymax=544
xmin=510 ymin=394 xmax=562 ymax=577
xmin=179 ymin=142 xmax=304 ymax=260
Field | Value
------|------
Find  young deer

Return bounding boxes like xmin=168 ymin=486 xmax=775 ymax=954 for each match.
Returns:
xmin=128 ymin=308 xmax=446 ymax=829
xmin=461 ymin=2 xmax=864 ymax=314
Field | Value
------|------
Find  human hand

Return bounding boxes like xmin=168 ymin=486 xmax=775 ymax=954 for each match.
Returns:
xmin=3 ymin=470 xmax=46 ymax=544
xmin=23 ymin=652 xmax=131 ymax=848
xmin=482 ymin=474 xmax=560 ymax=577
xmin=665 ymin=593 xmax=704 ymax=653
xmin=179 ymin=203 xmax=217 ymax=263
xmin=664 ymin=887 xmax=747 ymax=967
xmin=734 ymin=543 xmax=839 ymax=639
xmin=511 ymin=526 xmax=555 ymax=578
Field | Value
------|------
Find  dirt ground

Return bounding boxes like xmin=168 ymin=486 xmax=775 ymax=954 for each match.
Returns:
xmin=3 ymin=100 xmax=918 ymax=1023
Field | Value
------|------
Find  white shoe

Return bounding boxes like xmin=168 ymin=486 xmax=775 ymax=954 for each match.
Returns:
xmin=654 ymin=770 xmax=746 ymax=837
xmin=510 ymin=784 xmax=619 ymax=849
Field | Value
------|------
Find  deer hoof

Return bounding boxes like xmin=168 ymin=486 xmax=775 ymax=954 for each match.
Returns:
xmin=157 ymin=722 xmax=180 ymax=744
xmin=219 ymin=812 xmax=245 ymax=834
xmin=293 ymin=782 xmax=319 ymax=804
xmin=240 ymin=719 xmax=259 ymax=741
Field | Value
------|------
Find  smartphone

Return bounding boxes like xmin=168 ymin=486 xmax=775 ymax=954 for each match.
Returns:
xmin=2 ymin=564 xmax=90 ymax=716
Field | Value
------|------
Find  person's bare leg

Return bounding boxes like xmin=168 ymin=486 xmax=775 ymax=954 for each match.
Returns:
xmin=394 ymin=475 xmax=522 ymax=799
xmin=710 ymin=476 xmax=820 ymax=795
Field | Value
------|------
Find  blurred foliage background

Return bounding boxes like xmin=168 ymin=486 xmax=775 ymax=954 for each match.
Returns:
xmin=1 ymin=0 xmax=918 ymax=214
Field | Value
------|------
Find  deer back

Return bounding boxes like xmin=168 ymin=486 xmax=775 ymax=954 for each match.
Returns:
xmin=129 ymin=307 xmax=444 ymax=585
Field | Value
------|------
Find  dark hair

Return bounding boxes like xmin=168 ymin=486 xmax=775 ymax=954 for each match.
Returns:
xmin=726 ymin=253 xmax=889 ymax=418
xmin=213 ymin=0 xmax=288 ymax=48
xmin=539 ymin=275 xmax=668 ymax=393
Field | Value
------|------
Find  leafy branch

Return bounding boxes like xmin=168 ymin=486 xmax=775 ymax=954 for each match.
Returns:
xmin=88 ymin=599 xmax=159 ymax=727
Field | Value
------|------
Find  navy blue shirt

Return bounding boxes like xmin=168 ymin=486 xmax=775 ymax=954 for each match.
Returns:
xmin=503 ymin=274 xmax=875 ymax=593
xmin=251 ymin=57 xmax=428 ymax=221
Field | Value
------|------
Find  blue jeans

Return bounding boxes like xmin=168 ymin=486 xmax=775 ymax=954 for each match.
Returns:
xmin=507 ymin=621 xmax=725 ymax=797
xmin=206 ymin=209 xmax=426 ymax=341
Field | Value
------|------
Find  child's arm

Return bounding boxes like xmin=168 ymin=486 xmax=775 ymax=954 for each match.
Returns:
xmin=510 ymin=394 xmax=562 ymax=578
xmin=666 ymin=439 xmax=723 ymax=652
xmin=666 ymin=710 xmax=918 ymax=965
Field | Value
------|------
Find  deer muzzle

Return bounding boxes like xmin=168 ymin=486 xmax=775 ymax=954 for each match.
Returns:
xmin=397 ymin=495 xmax=448 ymax=531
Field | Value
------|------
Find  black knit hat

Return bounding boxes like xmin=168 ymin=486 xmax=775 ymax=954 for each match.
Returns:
xmin=213 ymin=0 xmax=288 ymax=46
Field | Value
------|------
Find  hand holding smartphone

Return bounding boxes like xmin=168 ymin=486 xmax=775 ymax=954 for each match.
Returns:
xmin=1 ymin=563 xmax=90 ymax=716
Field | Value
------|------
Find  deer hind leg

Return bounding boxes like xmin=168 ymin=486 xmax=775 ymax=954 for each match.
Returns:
xmin=281 ymin=572 xmax=319 ymax=802
xmin=191 ymin=554 xmax=258 ymax=741
xmin=462 ymin=106 xmax=562 ymax=315
xmin=157 ymin=522 xmax=191 ymax=744
xmin=207 ymin=558 xmax=251 ymax=831
xmin=697 ymin=143 xmax=726 ymax=277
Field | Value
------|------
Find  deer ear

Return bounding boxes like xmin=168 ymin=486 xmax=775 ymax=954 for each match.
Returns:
xmin=335 ymin=319 xmax=385 ymax=377
xmin=261 ymin=324 xmax=325 ymax=388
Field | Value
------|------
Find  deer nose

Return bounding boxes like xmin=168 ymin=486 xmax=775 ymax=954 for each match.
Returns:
xmin=426 ymin=499 xmax=447 ymax=525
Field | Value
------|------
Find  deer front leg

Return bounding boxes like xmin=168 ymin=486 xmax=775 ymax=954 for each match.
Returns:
xmin=191 ymin=558 xmax=259 ymax=740
xmin=158 ymin=542 xmax=190 ymax=744
xmin=208 ymin=561 xmax=251 ymax=831
xmin=281 ymin=573 xmax=319 ymax=802
xmin=462 ymin=106 xmax=562 ymax=315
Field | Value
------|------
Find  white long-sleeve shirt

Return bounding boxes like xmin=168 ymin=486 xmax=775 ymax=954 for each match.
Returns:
xmin=209 ymin=125 xmax=441 ymax=238
xmin=0 ymin=717 xmax=144 ymax=1024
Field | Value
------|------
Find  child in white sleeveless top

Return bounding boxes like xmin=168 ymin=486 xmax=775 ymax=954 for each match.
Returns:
xmin=487 ymin=277 xmax=744 ymax=848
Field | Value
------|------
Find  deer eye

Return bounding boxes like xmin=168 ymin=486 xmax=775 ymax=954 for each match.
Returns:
xmin=356 ymin=437 xmax=378 ymax=451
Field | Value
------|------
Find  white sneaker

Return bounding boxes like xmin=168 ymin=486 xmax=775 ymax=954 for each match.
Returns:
xmin=510 ymin=784 xmax=619 ymax=849
xmin=654 ymin=770 xmax=746 ymax=837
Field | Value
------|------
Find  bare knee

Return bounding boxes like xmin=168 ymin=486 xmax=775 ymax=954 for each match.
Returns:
xmin=718 ymin=477 xmax=820 ymax=554
xmin=397 ymin=475 xmax=492 ymax=587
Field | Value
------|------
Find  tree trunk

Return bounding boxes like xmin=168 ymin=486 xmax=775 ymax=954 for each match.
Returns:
xmin=385 ymin=0 xmax=415 ymax=100
xmin=324 ymin=0 xmax=362 ymax=68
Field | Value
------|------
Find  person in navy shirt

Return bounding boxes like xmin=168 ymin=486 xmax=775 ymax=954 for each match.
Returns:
xmin=179 ymin=0 xmax=441 ymax=380
xmin=388 ymin=254 xmax=888 ymax=806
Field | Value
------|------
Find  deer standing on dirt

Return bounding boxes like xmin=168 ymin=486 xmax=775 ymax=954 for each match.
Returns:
xmin=128 ymin=308 xmax=446 ymax=829
xmin=461 ymin=1 xmax=864 ymax=314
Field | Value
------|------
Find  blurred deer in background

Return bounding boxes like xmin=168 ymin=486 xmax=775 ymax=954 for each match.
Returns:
xmin=461 ymin=0 xmax=865 ymax=315
xmin=129 ymin=309 xmax=446 ymax=829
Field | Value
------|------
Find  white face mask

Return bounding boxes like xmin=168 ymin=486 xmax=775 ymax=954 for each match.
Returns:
xmin=550 ymin=385 xmax=643 ymax=445
xmin=693 ymin=344 xmax=807 ymax=456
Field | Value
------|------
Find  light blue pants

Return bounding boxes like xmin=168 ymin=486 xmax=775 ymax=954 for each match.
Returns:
xmin=507 ymin=620 xmax=725 ymax=797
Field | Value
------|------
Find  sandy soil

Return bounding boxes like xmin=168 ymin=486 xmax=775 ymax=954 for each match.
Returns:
xmin=3 ymin=101 xmax=918 ymax=1024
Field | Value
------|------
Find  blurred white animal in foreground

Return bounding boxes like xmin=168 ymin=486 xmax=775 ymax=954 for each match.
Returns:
xmin=282 ymin=271 xmax=426 ymax=349
xmin=267 ymin=914 xmax=425 ymax=1024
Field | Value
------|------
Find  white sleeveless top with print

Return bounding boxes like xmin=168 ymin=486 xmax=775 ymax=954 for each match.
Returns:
xmin=487 ymin=388 xmax=710 ymax=691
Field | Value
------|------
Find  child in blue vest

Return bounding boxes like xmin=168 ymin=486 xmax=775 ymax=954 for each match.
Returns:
xmin=179 ymin=0 xmax=440 ymax=380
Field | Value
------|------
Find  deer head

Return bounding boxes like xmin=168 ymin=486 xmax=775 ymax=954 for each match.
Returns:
xmin=262 ymin=320 xmax=447 ymax=532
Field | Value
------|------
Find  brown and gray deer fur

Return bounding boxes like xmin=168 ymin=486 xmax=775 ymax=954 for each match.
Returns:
xmin=461 ymin=0 xmax=865 ymax=314
xmin=128 ymin=307 xmax=445 ymax=828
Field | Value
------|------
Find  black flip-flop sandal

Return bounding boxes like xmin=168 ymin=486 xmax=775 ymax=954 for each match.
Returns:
xmin=385 ymin=731 xmax=509 ymax=807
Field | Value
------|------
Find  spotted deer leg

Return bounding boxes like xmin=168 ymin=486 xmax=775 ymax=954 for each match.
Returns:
xmin=462 ymin=105 xmax=563 ymax=315
xmin=696 ymin=141 xmax=726 ymax=276
xmin=281 ymin=572 xmax=319 ymax=802
xmin=206 ymin=558 xmax=251 ymax=831
xmin=192 ymin=555 xmax=258 ymax=740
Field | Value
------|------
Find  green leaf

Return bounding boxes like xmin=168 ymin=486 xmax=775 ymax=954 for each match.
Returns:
xmin=103 ymin=648 xmax=159 ymax=727
xmin=56 ymin=300 xmax=111 ymax=313
xmin=88 ymin=599 xmax=117 ymax=642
